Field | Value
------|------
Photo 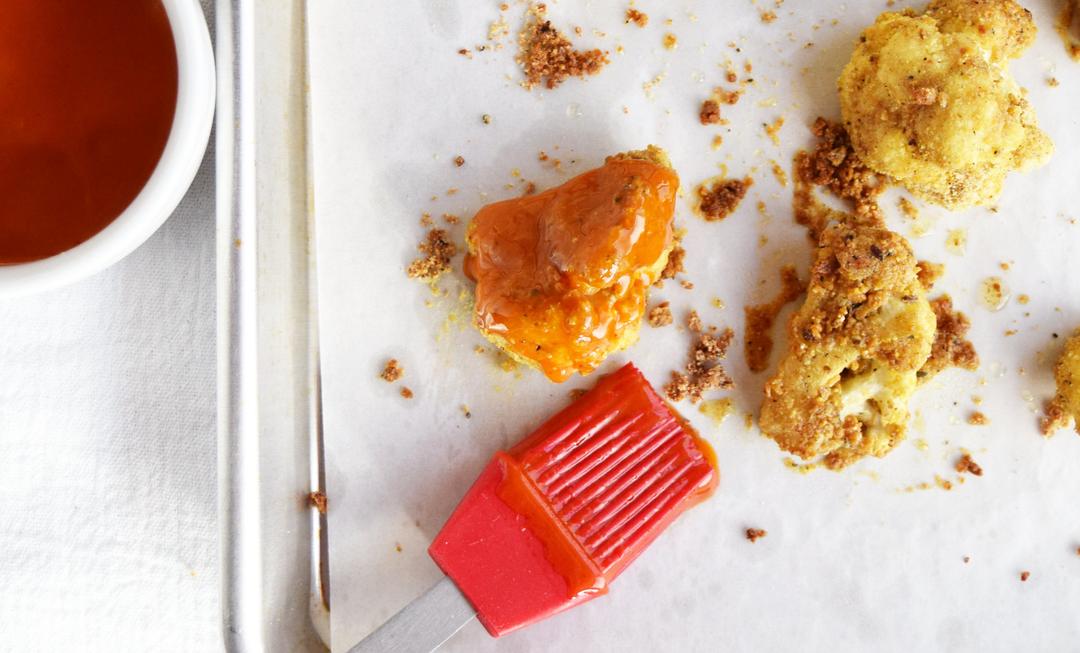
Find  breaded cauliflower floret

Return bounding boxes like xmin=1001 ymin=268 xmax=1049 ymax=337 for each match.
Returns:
xmin=759 ymin=221 xmax=936 ymax=469
xmin=838 ymin=0 xmax=1052 ymax=210
xmin=1041 ymin=329 xmax=1080 ymax=436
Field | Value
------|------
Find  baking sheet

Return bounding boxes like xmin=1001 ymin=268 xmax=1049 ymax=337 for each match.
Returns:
xmin=307 ymin=1 xmax=1080 ymax=650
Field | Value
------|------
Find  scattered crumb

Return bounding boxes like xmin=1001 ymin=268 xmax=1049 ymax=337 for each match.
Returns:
xmin=400 ymin=386 xmax=414 ymax=399
xmin=522 ymin=181 xmax=537 ymax=196
xmin=745 ymin=527 xmax=768 ymax=542
xmin=461 ymin=404 xmax=472 ymax=418
xmin=407 ymin=229 xmax=457 ymax=280
xmin=760 ymin=10 xmax=777 ymax=23
xmin=625 ymin=8 xmax=648 ymax=27
xmin=458 ymin=48 xmax=473 ymax=58
xmin=770 ymin=160 xmax=788 ymax=187
xmin=474 ymin=345 xmax=487 ymax=354
xmin=453 ymin=155 xmax=465 ymax=167
xmin=699 ymin=397 xmax=734 ymax=426
xmin=680 ymin=280 xmax=694 ymax=290
xmin=687 ymin=310 xmax=703 ymax=333
xmin=963 ymin=556 xmax=971 ymax=564
xmin=518 ymin=9 xmax=609 ymax=90
xmin=945 ymin=229 xmax=966 ymax=255
xmin=711 ymin=135 xmax=724 ymax=150
xmin=442 ymin=213 xmax=460 ymax=225
xmin=699 ymin=99 xmax=721 ymax=125
xmin=663 ymin=33 xmax=678 ymax=49
xmin=744 ymin=266 xmax=805 ymax=372
xmin=395 ymin=542 xmax=403 ymax=553
xmin=696 ymin=176 xmax=753 ymax=221
xmin=783 ymin=457 xmax=818 ymax=474
xmin=955 ymin=453 xmax=983 ymax=476
xmin=919 ymin=295 xmax=979 ymax=381
xmin=308 ymin=491 xmax=328 ymax=514
xmin=1020 ymin=571 xmax=1031 ymax=582
xmin=648 ymin=301 xmax=674 ymax=327
xmin=664 ymin=315 xmax=735 ymax=404
xmin=1017 ymin=294 xmax=1030 ymax=305
xmin=967 ymin=412 xmax=988 ymax=426
xmin=979 ymin=276 xmax=1010 ymax=311
xmin=898 ymin=197 xmax=919 ymax=219
xmin=711 ymin=297 xmax=726 ymax=309
xmin=568 ymin=388 xmax=589 ymax=401
xmin=1048 ymin=77 xmax=1060 ymax=87
xmin=482 ymin=113 xmax=492 ymax=124
xmin=420 ymin=212 xmax=434 ymax=227
xmin=793 ymin=117 xmax=886 ymax=236
xmin=380 ymin=359 xmax=403 ymax=383
xmin=764 ymin=116 xmax=785 ymax=146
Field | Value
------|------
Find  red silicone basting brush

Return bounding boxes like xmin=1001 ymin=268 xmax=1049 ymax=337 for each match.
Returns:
xmin=349 ymin=363 xmax=717 ymax=652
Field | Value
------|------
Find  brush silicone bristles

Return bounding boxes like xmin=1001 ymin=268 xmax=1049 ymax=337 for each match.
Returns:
xmin=428 ymin=363 xmax=718 ymax=636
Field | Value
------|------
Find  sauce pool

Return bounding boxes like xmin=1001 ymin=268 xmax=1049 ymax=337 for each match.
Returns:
xmin=0 ymin=1 xmax=178 ymax=264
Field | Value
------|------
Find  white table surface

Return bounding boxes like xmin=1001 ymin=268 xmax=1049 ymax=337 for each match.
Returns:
xmin=0 ymin=3 xmax=221 ymax=651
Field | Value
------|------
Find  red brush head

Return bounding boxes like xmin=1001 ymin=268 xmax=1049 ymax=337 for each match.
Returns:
xmin=428 ymin=363 xmax=718 ymax=636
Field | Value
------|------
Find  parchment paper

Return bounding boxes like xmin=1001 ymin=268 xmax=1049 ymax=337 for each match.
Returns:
xmin=307 ymin=1 xmax=1080 ymax=650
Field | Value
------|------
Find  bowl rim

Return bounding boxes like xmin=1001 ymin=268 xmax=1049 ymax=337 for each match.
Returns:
xmin=0 ymin=0 xmax=216 ymax=298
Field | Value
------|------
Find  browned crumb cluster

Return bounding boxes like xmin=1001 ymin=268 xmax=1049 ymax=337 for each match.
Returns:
xmin=760 ymin=10 xmax=777 ymax=23
xmin=407 ymin=229 xmax=457 ymax=280
xmin=744 ymin=266 xmax=805 ymax=372
xmin=660 ymin=243 xmax=686 ymax=281
xmin=794 ymin=117 xmax=886 ymax=234
xmin=380 ymin=358 xmax=404 ymax=383
xmin=308 ymin=491 xmax=328 ymax=514
xmin=919 ymin=295 xmax=979 ymax=381
xmin=696 ymin=177 xmax=753 ymax=221
xmin=664 ymin=312 xmax=735 ymax=404
xmin=1020 ymin=570 xmax=1031 ymax=582
xmin=967 ymin=411 xmax=988 ymax=426
xmin=625 ymin=8 xmax=648 ymax=27
xmin=745 ymin=528 xmax=768 ymax=542
xmin=519 ymin=9 xmax=609 ymax=90
xmin=647 ymin=301 xmax=673 ymax=327
xmin=699 ymin=99 xmax=722 ymax=125
xmin=400 ymin=387 xmax=414 ymax=399
xmin=955 ymin=453 xmax=983 ymax=476
xmin=453 ymin=155 xmax=465 ymax=167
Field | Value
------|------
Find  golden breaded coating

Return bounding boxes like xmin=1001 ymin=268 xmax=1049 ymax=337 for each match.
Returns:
xmin=759 ymin=221 xmax=936 ymax=469
xmin=926 ymin=0 xmax=1036 ymax=61
xmin=1041 ymin=330 xmax=1080 ymax=436
xmin=838 ymin=1 xmax=1052 ymax=210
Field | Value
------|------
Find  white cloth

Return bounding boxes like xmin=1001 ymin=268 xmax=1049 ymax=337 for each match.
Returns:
xmin=0 ymin=4 xmax=219 ymax=648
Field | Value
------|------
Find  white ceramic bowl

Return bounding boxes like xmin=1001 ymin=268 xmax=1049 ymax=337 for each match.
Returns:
xmin=0 ymin=0 xmax=215 ymax=298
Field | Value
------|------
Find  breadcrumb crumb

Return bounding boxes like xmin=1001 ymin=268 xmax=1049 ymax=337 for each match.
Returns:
xmin=745 ymin=528 xmax=768 ymax=542
xmin=518 ymin=10 xmax=609 ymax=90
xmin=380 ymin=359 xmax=403 ymax=382
xmin=696 ymin=177 xmax=753 ymax=221
xmin=308 ymin=491 xmax=328 ymax=514
xmin=400 ymin=387 xmax=414 ymax=399
xmin=407 ymin=229 xmax=457 ymax=280
xmin=955 ymin=453 xmax=983 ymax=476
xmin=625 ymin=8 xmax=648 ymax=27
xmin=648 ymin=301 xmax=674 ymax=327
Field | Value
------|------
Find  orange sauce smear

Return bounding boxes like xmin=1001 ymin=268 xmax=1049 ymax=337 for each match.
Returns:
xmin=0 ymin=1 xmax=178 ymax=264
xmin=464 ymin=155 xmax=678 ymax=382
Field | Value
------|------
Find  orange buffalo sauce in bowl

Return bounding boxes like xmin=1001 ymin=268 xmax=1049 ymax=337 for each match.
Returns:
xmin=0 ymin=1 xmax=178 ymax=265
xmin=464 ymin=147 xmax=679 ymax=382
